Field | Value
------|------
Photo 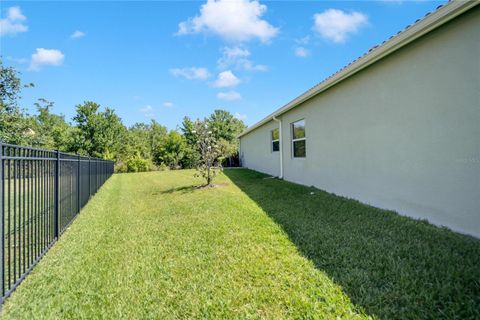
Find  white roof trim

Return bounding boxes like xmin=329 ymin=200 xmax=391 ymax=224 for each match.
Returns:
xmin=238 ymin=0 xmax=478 ymax=138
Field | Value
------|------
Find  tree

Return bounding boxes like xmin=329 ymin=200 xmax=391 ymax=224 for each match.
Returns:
xmin=0 ymin=59 xmax=33 ymax=144
xmin=0 ymin=59 xmax=21 ymax=107
xmin=193 ymin=120 xmax=222 ymax=186
xmin=71 ymin=101 xmax=126 ymax=159
xmin=149 ymin=120 xmax=168 ymax=154
xmin=153 ymin=130 xmax=186 ymax=169
xmin=116 ymin=120 xmax=168 ymax=172
xmin=180 ymin=116 xmax=197 ymax=145
xmin=208 ymin=109 xmax=246 ymax=143
xmin=179 ymin=116 xmax=199 ymax=168
xmin=70 ymin=101 xmax=100 ymax=155
xmin=30 ymin=98 xmax=72 ymax=150
xmin=208 ymin=109 xmax=246 ymax=160
xmin=125 ymin=122 xmax=153 ymax=160
xmin=0 ymin=60 xmax=247 ymax=174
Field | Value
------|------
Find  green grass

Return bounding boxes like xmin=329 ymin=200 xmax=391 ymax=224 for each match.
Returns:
xmin=1 ymin=169 xmax=479 ymax=319
xmin=224 ymin=169 xmax=480 ymax=319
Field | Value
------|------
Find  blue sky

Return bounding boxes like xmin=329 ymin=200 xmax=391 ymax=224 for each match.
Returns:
xmin=1 ymin=0 xmax=446 ymax=129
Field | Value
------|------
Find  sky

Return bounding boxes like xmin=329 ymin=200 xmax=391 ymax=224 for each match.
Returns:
xmin=1 ymin=0 xmax=447 ymax=130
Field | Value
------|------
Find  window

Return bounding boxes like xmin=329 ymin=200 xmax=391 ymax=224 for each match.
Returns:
xmin=291 ymin=119 xmax=306 ymax=158
xmin=271 ymin=128 xmax=280 ymax=152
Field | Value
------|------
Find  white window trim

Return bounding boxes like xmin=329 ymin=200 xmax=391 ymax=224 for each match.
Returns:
xmin=291 ymin=119 xmax=306 ymax=159
xmin=271 ymin=129 xmax=279 ymax=152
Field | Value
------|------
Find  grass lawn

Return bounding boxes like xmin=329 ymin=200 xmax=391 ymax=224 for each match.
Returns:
xmin=1 ymin=169 xmax=479 ymax=319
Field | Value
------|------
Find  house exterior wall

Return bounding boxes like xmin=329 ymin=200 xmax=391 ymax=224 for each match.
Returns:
xmin=239 ymin=7 xmax=480 ymax=237
xmin=240 ymin=120 xmax=280 ymax=177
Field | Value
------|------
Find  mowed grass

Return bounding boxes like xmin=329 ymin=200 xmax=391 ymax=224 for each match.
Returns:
xmin=1 ymin=169 xmax=479 ymax=319
xmin=1 ymin=170 xmax=370 ymax=319
xmin=224 ymin=169 xmax=480 ymax=320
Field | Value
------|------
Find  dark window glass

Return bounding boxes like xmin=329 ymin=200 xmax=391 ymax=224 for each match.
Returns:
xmin=292 ymin=120 xmax=305 ymax=139
xmin=271 ymin=128 xmax=280 ymax=152
xmin=293 ymin=140 xmax=306 ymax=158
xmin=272 ymin=141 xmax=279 ymax=152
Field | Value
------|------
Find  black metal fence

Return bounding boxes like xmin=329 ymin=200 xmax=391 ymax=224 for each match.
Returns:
xmin=0 ymin=143 xmax=114 ymax=302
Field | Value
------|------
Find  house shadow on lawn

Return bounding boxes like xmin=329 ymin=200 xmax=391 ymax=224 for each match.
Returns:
xmin=224 ymin=169 xmax=480 ymax=320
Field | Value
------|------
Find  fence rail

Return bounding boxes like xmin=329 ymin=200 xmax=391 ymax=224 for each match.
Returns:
xmin=0 ymin=143 xmax=114 ymax=303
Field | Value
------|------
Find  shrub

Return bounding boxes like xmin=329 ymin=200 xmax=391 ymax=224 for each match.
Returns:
xmin=126 ymin=155 xmax=151 ymax=172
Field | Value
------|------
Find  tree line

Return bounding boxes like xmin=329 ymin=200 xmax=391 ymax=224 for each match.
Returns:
xmin=0 ymin=59 xmax=246 ymax=173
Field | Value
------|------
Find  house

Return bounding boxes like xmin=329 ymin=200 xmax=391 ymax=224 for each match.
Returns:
xmin=238 ymin=1 xmax=480 ymax=237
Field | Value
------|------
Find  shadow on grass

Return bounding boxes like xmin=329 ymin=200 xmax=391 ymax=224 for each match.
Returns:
xmin=157 ymin=185 xmax=198 ymax=195
xmin=158 ymin=183 xmax=230 ymax=195
xmin=224 ymin=169 xmax=480 ymax=320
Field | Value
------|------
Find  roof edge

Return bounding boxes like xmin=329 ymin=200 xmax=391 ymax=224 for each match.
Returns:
xmin=238 ymin=0 xmax=478 ymax=138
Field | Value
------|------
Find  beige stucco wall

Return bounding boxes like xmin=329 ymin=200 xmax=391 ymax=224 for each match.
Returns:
xmin=240 ymin=7 xmax=480 ymax=237
xmin=240 ymin=120 xmax=280 ymax=177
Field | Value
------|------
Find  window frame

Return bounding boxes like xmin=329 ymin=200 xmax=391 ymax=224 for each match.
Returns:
xmin=291 ymin=119 xmax=306 ymax=158
xmin=271 ymin=128 xmax=280 ymax=152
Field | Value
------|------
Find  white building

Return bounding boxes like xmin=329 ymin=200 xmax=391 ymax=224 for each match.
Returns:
xmin=238 ymin=1 xmax=480 ymax=237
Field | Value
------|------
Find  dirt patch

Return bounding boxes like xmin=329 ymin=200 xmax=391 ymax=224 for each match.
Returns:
xmin=195 ymin=182 xmax=229 ymax=189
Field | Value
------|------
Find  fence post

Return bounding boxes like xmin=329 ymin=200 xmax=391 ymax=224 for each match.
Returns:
xmin=0 ymin=142 xmax=4 ymax=298
xmin=77 ymin=155 xmax=80 ymax=214
xmin=88 ymin=157 xmax=91 ymax=198
xmin=54 ymin=150 xmax=59 ymax=239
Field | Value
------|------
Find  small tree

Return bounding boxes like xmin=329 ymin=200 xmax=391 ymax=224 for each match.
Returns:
xmin=193 ymin=120 xmax=222 ymax=186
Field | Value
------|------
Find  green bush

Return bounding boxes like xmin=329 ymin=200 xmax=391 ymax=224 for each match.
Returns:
xmin=116 ymin=155 xmax=152 ymax=173
xmin=126 ymin=155 xmax=150 ymax=172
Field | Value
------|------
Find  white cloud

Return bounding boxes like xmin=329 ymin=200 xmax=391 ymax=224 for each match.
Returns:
xmin=177 ymin=0 xmax=278 ymax=43
xmin=295 ymin=36 xmax=310 ymax=45
xmin=295 ymin=47 xmax=310 ymax=58
xmin=313 ymin=9 xmax=368 ymax=43
xmin=234 ymin=112 xmax=247 ymax=121
xmin=0 ymin=6 xmax=28 ymax=37
xmin=7 ymin=6 xmax=25 ymax=21
xmin=241 ymin=61 xmax=267 ymax=72
xmin=29 ymin=48 xmax=65 ymax=71
xmin=212 ymin=70 xmax=241 ymax=88
xmin=140 ymin=105 xmax=154 ymax=117
xmin=218 ymin=46 xmax=250 ymax=68
xmin=163 ymin=101 xmax=174 ymax=108
xmin=170 ymin=67 xmax=211 ymax=80
xmin=71 ymin=30 xmax=85 ymax=39
xmin=217 ymin=46 xmax=267 ymax=72
xmin=217 ymin=91 xmax=242 ymax=101
xmin=6 ymin=56 xmax=28 ymax=64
